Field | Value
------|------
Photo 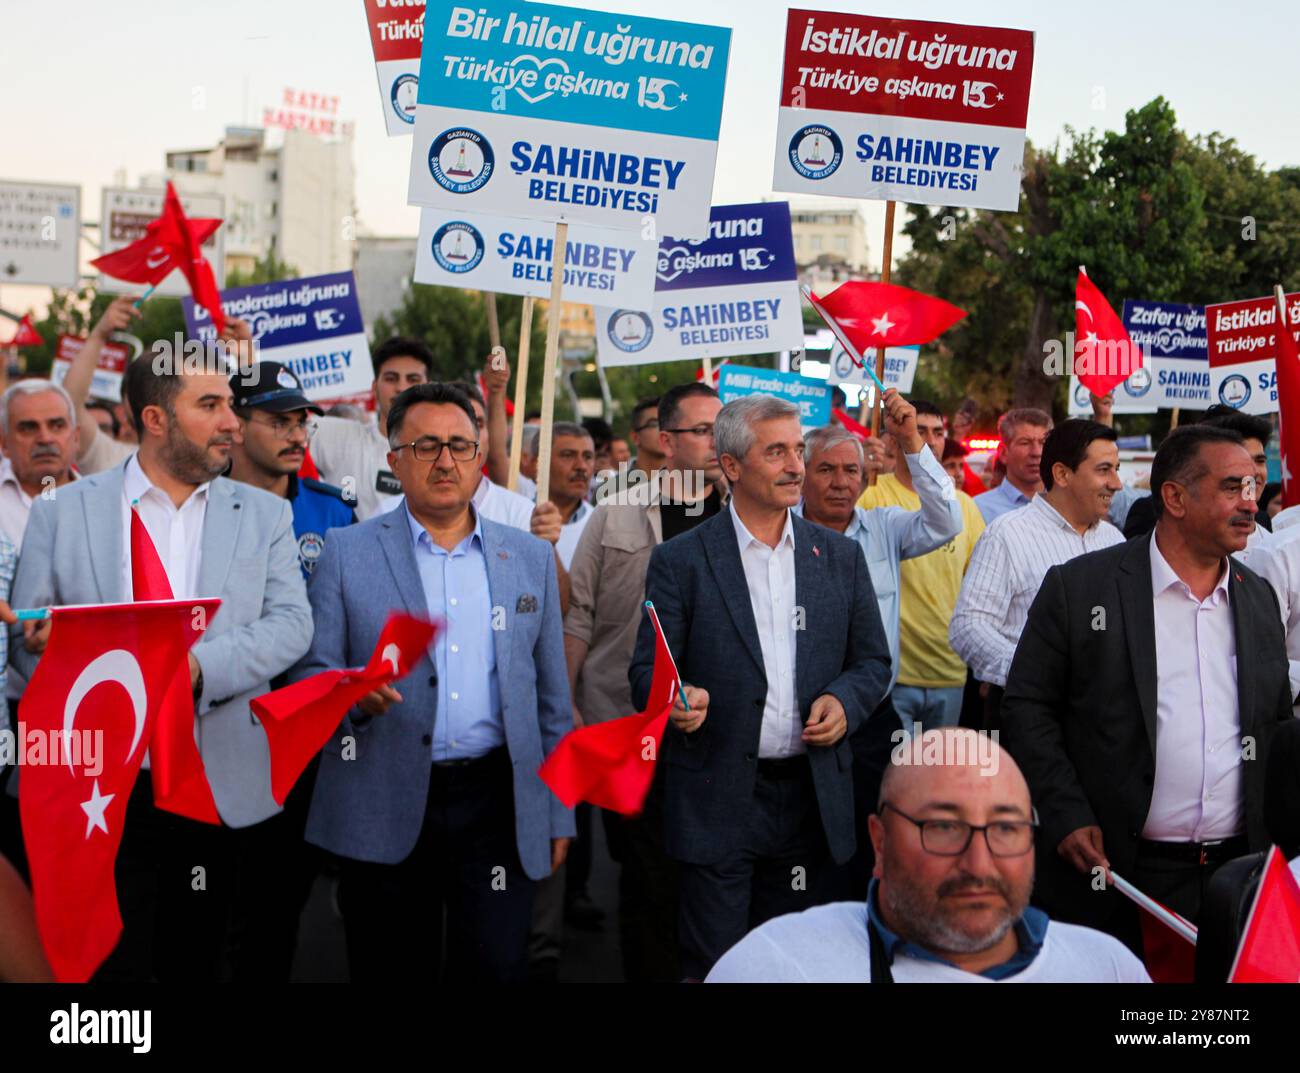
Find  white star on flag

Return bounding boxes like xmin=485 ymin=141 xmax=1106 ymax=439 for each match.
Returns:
xmin=871 ymin=313 xmax=895 ymax=338
xmin=81 ymin=779 xmax=114 ymax=838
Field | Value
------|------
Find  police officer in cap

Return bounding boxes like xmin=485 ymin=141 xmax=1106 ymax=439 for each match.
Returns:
xmin=228 ymin=361 xmax=356 ymax=578
xmin=225 ymin=360 xmax=355 ymax=979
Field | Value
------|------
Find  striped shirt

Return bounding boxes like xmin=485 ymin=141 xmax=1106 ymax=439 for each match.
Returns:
xmin=950 ymin=494 xmax=1125 ymax=687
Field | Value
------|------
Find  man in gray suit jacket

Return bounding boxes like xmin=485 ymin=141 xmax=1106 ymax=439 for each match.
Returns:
xmin=297 ymin=382 xmax=573 ymax=983
xmin=630 ymin=395 xmax=892 ymax=980
xmin=9 ymin=343 xmax=312 ymax=981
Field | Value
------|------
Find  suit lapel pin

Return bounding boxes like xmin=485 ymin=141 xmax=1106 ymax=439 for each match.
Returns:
xmin=497 ymin=551 xmax=509 ymax=560
xmin=812 ymin=545 xmax=820 ymax=557
xmin=1234 ymin=572 xmax=1243 ymax=583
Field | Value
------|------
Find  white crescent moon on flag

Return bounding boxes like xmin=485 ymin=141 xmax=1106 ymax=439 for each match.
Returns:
xmin=63 ymin=650 xmax=148 ymax=772
xmin=381 ymin=643 xmax=401 ymax=677
xmin=1075 ymin=301 xmax=1093 ymax=322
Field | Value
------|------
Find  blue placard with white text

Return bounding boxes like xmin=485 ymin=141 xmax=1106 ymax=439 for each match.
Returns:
xmin=182 ymin=271 xmax=373 ymax=401
xmin=717 ymin=364 xmax=831 ymax=430
xmin=595 ymin=202 xmax=804 ymax=366
xmin=407 ymin=1 xmax=731 ymax=236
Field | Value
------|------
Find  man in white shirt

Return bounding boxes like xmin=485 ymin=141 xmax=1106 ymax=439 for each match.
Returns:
xmin=1001 ymin=424 xmax=1294 ymax=946
xmin=950 ymin=419 xmax=1125 ymax=730
xmin=0 ymin=379 xmax=80 ymax=547
xmin=544 ymin=422 xmax=595 ymax=571
xmin=629 ymin=394 xmax=891 ymax=979
xmin=707 ymin=728 xmax=1149 ymax=982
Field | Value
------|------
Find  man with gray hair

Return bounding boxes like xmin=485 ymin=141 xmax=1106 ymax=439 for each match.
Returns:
xmin=974 ymin=407 xmax=1053 ymax=524
xmin=630 ymin=393 xmax=891 ymax=979
xmin=0 ymin=378 xmax=80 ymax=548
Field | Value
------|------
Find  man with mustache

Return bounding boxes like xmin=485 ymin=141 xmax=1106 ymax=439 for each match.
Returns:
xmin=707 ymin=728 xmax=1148 ymax=981
xmin=0 ymin=379 xmax=80 ymax=548
xmin=1001 ymin=424 xmax=1295 ymax=950
xmin=9 ymin=332 xmax=313 ymax=981
xmin=630 ymin=394 xmax=891 ymax=980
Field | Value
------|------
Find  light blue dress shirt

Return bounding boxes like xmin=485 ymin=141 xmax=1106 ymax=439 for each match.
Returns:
xmin=405 ymin=506 xmax=503 ymax=761
xmin=973 ymin=478 xmax=1032 ymax=524
xmin=798 ymin=449 xmax=962 ymax=693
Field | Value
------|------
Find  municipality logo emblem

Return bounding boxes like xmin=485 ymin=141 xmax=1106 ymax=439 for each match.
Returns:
xmin=1073 ymin=382 xmax=1091 ymax=409
xmin=432 ymin=222 xmax=485 ymax=274
xmin=608 ymin=310 xmax=653 ymax=353
xmin=789 ymin=124 xmax=843 ymax=180
xmin=1218 ymin=374 xmax=1251 ymax=409
xmin=429 ymin=128 xmax=494 ymax=194
xmin=298 ymin=532 xmax=325 ymax=574
xmin=391 ymin=74 xmax=418 ymax=124
xmin=1125 ymin=366 xmax=1153 ymax=398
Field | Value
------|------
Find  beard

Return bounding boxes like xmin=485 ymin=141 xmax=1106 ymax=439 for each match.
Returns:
xmin=163 ymin=419 xmax=230 ymax=485
xmin=879 ymin=859 xmax=1032 ymax=955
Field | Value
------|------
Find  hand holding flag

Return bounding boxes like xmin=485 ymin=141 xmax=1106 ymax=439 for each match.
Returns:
xmin=539 ymin=601 xmax=682 ymax=815
xmin=250 ymin=613 xmax=439 ymax=805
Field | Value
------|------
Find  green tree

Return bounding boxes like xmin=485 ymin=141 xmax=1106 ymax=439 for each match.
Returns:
xmin=224 ymin=251 xmax=299 ymax=288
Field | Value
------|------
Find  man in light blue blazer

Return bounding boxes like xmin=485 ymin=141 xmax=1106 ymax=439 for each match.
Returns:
xmin=298 ymin=381 xmax=573 ymax=983
xmin=8 ymin=344 xmax=313 ymax=981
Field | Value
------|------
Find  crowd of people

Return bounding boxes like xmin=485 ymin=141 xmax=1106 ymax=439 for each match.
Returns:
xmin=1 ymin=292 xmax=1299 ymax=985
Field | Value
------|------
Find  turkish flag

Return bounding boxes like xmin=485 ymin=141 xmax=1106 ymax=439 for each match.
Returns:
xmin=1229 ymin=846 xmax=1300 ymax=983
xmin=1075 ymin=268 xmax=1143 ymax=396
xmin=130 ymin=508 xmax=222 ymax=824
xmin=1112 ymin=870 xmax=1197 ymax=982
xmin=833 ymin=407 xmax=871 ymax=441
xmin=6 ymin=314 xmax=43 ymax=348
xmin=19 ymin=598 xmax=220 ymax=982
xmin=539 ymin=603 xmax=680 ymax=815
xmin=250 ymin=613 xmax=439 ymax=805
xmin=808 ymin=281 xmax=966 ymax=363
xmin=298 ymin=447 xmax=321 ymax=481
xmin=91 ymin=183 xmax=225 ymax=332
xmin=1272 ymin=287 xmax=1300 ymax=509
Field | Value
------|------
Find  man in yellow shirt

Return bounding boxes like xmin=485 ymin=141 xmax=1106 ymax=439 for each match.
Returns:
xmin=859 ymin=402 xmax=985 ymax=730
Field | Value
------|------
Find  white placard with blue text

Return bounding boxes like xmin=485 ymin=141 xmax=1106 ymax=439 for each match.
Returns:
xmin=407 ymin=1 xmax=730 ymax=236
xmin=596 ymin=202 xmax=803 ymax=367
xmin=182 ymin=272 xmax=373 ymax=401
xmin=414 ymin=208 xmax=656 ymax=306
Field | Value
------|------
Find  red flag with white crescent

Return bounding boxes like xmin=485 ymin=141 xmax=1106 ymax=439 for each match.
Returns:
xmin=18 ymin=598 xmax=220 ymax=982
xmin=1074 ymin=268 xmax=1143 ymax=396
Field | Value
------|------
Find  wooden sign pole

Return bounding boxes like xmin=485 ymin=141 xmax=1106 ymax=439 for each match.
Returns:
xmin=534 ymin=222 xmax=569 ymax=505
xmin=485 ymin=291 xmax=502 ymax=351
xmin=506 ymin=296 xmax=535 ymax=492
xmin=865 ymin=200 xmax=896 ymax=486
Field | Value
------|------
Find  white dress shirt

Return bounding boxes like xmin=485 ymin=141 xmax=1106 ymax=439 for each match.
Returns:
xmin=122 ymin=453 xmax=209 ymax=600
xmin=555 ymin=498 xmax=593 ymax=571
xmin=1143 ymin=535 xmax=1245 ymax=842
xmin=0 ymin=456 xmax=35 ymax=550
xmin=730 ymin=502 xmax=802 ymax=758
xmin=950 ymin=493 xmax=1125 ymax=687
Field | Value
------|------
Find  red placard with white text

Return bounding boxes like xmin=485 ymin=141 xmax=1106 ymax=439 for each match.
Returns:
xmin=363 ymin=0 xmax=427 ymax=136
xmin=51 ymin=335 xmax=134 ymax=402
xmin=1206 ymin=292 xmax=1300 ymax=415
xmin=773 ymin=9 xmax=1034 ymax=211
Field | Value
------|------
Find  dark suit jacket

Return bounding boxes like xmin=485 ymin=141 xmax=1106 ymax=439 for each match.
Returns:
xmin=628 ymin=509 xmax=891 ymax=867
xmin=1002 ymin=532 xmax=1293 ymax=929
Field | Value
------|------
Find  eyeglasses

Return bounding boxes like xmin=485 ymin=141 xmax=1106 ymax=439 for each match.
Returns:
xmin=394 ymin=436 xmax=480 ymax=463
xmin=249 ymin=413 xmax=318 ymax=441
xmin=633 ymin=419 xmax=660 ymax=432
xmin=879 ymin=803 xmax=1037 ymax=857
xmin=663 ymin=423 xmax=715 ymax=439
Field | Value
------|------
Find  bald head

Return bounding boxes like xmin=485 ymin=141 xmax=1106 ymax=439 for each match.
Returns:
xmin=880 ymin=727 xmax=1030 ymax=816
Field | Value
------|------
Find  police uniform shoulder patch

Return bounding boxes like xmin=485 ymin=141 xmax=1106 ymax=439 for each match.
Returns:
xmin=303 ymin=476 xmax=356 ymax=506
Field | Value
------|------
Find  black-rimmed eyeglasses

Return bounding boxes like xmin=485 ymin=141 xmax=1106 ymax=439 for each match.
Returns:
xmin=879 ymin=803 xmax=1037 ymax=857
xmin=393 ymin=436 xmax=480 ymax=463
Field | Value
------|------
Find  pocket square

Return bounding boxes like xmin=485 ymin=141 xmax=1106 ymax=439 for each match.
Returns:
xmin=516 ymin=594 xmax=539 ymax=614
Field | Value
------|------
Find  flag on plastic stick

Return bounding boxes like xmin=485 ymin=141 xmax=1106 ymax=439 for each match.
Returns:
xmin=1075 ymin=268 xmax=1143 ymax=397
xmin=539 ymin=601 xmax=681 ymax=815
xmin=1111 ymin=870 xmax=1197 ymax=983
xmin=1228 ymin=846 xmax=1300 ymax=983
xmin=91 ymin=182 xmax=225 ymax=332
xmin=250 ymin=613 xmax=439 ymax=805
xmin=805 ymin=281 xmax=966 ymax=366
xmin=1272 ymin=286 xmax=1300 ymax=509
xmin=130 ymin=507 xmax=222 ymax=824
xmin=6 ymin=314 xmax=43 ymax=348
xmin=18 ymin=598 xmax=220 ymax=981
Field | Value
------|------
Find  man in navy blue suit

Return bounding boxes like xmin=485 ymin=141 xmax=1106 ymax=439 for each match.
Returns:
xmin=630 ymin=394 xmax=891 ymax=980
